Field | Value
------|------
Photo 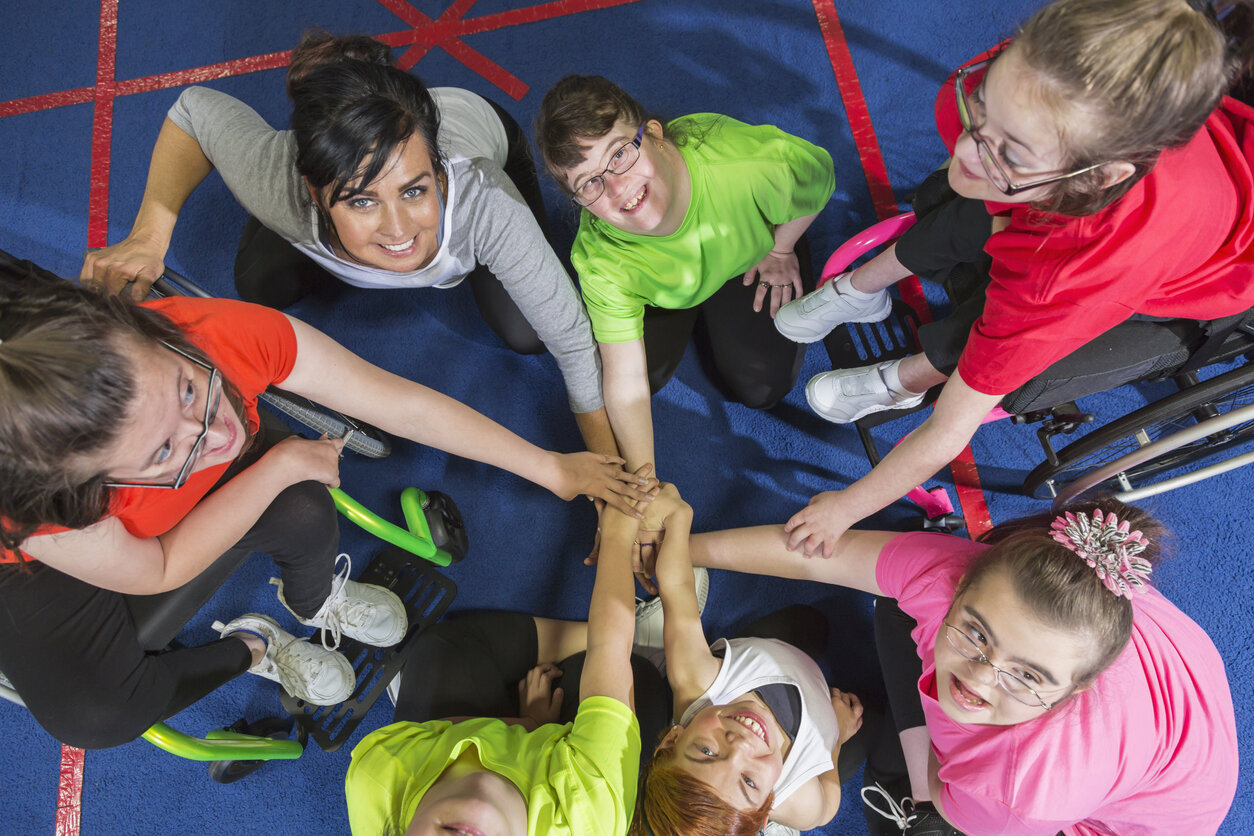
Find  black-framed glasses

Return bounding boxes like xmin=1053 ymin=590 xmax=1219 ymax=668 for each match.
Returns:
xmin=954 ymin=58 xmax=1104 ymax=196
xmin=943 ymin=622 xmax=1059 ymax=710
xmin=570 ymin=123 xmax=646 ymax=207
xmin=104 ymin=342 xmax=222 ymax=490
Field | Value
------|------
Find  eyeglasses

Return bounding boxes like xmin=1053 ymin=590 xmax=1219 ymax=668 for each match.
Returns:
xmin=570 ymin=123 xmax=646 ymax=207
xmin=104 ymin=342 xmax=222 ymax=490
xmin=943 ymin=622 xmax=1059 ymax=710
xmin=954 ymin=57 xmax=1104 ymax=196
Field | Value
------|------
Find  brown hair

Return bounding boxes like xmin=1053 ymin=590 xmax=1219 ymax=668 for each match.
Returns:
xmin=1012 ymin=0 xmax=1249 ymax=216
xmin=0 ymin=256 xmax=250 ymax=561
xmin=631 ymin=735 xmax=773 ymax=836
xmin=536 ymin=74 xmax=684 ymax=191
xmin=959 ymin=497 xmax=1166 ymax=684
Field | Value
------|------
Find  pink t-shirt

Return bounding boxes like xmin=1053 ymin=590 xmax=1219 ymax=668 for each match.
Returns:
xmin=876 ymin=531 xmax=1238 ymax=836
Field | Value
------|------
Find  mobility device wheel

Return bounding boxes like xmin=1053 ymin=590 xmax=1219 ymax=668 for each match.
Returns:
xmin=1023 ymin=363 xmax=1254 ymax=502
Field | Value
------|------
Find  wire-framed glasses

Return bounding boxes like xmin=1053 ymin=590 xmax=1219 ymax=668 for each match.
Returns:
xmin=570 ymin=123 xmax=647 ymax=207
xmin=954 ymin=57 xmax=1104 ymax=196
xmin=943 ymin=622 xmax=1058 ymax=710
xmin=104 ymin=342 xmax=222 ymax=490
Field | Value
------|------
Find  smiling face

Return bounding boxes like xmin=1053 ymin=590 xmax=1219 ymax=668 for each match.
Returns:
xmin=318 ymin=134 xmax=444 ymax=273
xmin=563 ymin=118 xmax=690 ymax=237
xmin=933 ymin=567 xmax=1093 ymax=726
xmin=948 ymin=47 xmax=1079 ymax=204
xmin=100 ymin=341 xmax=245 ymax=485
xmin=661 ymin=695 xmax=786 ymax=812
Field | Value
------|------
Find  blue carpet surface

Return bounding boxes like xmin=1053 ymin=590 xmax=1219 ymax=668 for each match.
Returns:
xmin=0 ymin=2 xmax=1248 ymax=834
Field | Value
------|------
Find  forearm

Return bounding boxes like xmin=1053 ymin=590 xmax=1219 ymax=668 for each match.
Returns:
xmin=603 ymin=373 xmax=655 ymax=474
xmin=655 ymin=512 xmax=696 ymax=600
xmin=771 ymin=211 xmax=819 ymax=254
xmin=128 ymin=118 xmax=214 ymax=251
xmin=574 ymin=407 xmax=620 ymax=457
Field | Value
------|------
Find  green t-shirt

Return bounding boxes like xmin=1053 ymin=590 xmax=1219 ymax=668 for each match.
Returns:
xmin=571 ymin=113 xmax=835 ymax=342
xmin=345 ymin=696 xmax=640 ymax=836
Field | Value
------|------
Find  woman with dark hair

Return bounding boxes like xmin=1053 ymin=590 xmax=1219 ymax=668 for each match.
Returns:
xmin=0 ymin=257 xmax=649 ymax=750
xmin=81 ymin=31 xmax=617 ymax=456
xmin=690 ymin=499 xmax=1239 ymax=835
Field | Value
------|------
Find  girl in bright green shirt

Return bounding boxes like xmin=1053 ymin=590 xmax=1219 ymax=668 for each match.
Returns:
xmin=537 ymin=76 xmax=834 ymax=584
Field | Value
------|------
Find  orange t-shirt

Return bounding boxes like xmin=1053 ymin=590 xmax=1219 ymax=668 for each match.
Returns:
xmin=10 ymin=297 xmax=298 ymax=562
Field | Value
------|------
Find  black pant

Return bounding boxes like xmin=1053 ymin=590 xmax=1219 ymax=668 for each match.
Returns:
xmin=0 ymin=414 xmax=338 ymax=749
xmin=643 ymin=235 xmax=813 ymax=410
xmin=392 ymin=610 xmax=671 ymax=766
xmin=234 ymin=96 xmax=550 ymax=356
xmin=729 ymin=604 xmax=878 ymax=784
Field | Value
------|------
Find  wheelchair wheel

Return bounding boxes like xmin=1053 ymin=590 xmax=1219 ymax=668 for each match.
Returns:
xmin=1023 ymin=362 xmax=1254 ymax=501
xmin=260 ymin=388 xmax=392 ymax=459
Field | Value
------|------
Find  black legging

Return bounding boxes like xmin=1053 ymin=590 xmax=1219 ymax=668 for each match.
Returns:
xmin=642 ymin=234 xmax=813 ymax=410
xmin=233 ymin=96 xmax=551 ymax=356
xmin=392 ymin=610 xmax=671 ymax=767
xmin=0 ymin=414 xmax=338 ymax=749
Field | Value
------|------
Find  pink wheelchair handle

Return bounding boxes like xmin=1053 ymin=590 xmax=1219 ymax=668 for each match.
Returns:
xmin=819 ymin=212 xmax=917 ymax=286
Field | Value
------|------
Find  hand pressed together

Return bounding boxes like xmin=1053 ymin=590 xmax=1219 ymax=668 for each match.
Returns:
xmin=554 ymin=452 xmax=658 ymax=518
xmin=744 ymin=249 xmax=803 ymax=317
xmin=784 ymin=490 xmax=857 ymax=559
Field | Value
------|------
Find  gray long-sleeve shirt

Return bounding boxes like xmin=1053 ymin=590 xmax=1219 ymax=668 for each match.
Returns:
xmin=169 ymin=86 xmax=603 ymax=413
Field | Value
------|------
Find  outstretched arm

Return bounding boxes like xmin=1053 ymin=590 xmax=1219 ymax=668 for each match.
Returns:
xmin=645 ymin=487 xmax=721 ymax=714
xmin=579 ymin=505 xmax=640 ymax=707
xmin=81 ymin=118 xmax=213 ymax=300
xmin=784 ymin=372 xmax=1003 ymax=558
xmin=688 ymin=525 xmax=891 ymax=596
xmin=281 ymin=316 xmax=654 ymax=515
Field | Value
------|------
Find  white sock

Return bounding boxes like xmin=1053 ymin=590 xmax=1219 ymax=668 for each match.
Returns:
xmin=881 ymin=358 xmax=925 ymax=399
xmin=834 ymin=271 xmax=882 ymax=299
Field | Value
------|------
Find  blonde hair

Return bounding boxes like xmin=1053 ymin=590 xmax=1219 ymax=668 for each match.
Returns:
xmin=1014 ymin=0 xmax=1247 ymax=215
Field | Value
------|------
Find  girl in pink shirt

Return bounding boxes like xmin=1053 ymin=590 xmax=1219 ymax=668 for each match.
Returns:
xmin=689 ymin=500 xmax=1239 ymax=835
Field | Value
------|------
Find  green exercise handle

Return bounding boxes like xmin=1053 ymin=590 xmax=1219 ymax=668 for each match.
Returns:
xmin=327 ymin=486 xmax=453 ymax=567
xmin=141 ymin=723 xmax=303 ymax=761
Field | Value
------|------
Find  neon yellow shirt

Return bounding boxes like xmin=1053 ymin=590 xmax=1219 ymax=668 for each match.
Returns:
xmin=345 ymin=696 xmax=640 ymax=836
xmin=571 ymin=114 xmax=835 ymax=342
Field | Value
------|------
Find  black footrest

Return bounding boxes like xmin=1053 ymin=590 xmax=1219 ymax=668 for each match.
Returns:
xmin=281 ymin=548 xmax=457 ymax=751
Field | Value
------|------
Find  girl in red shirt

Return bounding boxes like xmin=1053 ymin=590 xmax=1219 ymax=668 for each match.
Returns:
xmin=0 ymin=257 xmax=652 ymax=749
xmin=775 ymin=0 xmax=1254 ymax=557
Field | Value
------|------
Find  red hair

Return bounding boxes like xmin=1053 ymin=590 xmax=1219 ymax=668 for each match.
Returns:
xmin=631 ymin=744 xmax=772 ymax=836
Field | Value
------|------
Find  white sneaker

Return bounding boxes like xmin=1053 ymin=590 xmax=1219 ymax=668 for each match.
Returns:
xmin=213 ymin=613 xmax=356 ymax=706
xmin=806 ymin=359 xmax=925 ymax=424
xmin=633 ymin=567 xmax=709 ymax=673
xmin=775 ymin=272 xmax=892 ymax=343
xmin=272 ymin=553 xmax=408 ymax=651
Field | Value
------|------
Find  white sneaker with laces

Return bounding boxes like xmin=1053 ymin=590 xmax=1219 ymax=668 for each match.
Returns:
xmin=633 ymin=567 xmax=709 ymax=673
xmin=272 ymin=553 xmax=408 ymax=650
xmin=806 ymin=359 xmax=925 ymax=424
xmin=212 ymin=613 xmax=355 ymax=706
xmin=775 ymin=272 xmax=892 ymax=343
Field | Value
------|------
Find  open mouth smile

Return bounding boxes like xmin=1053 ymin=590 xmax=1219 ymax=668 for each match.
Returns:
xmin=378 ymin=236 xmax=417 ymax=254
xmin=621 ymin=185 xmax=647 ymax=212
xmin=948 ymin=673 xmax=991 ymax=713
xmin=727 ymin=711 xmax=769 ymax=746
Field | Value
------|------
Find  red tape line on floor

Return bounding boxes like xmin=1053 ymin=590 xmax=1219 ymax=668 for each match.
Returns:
xmin=55 ymin=744 xmax=84 ymax=836
xmin=811 ymin=0 xmax=991 ymax=538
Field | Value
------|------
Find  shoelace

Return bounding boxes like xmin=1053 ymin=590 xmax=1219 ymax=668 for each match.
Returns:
xmin=308 ymin=553 xmax=373 ymax=651
xmin=861 ymin=783 xmax=911 ymax=831
xmin=271 ymin=640 xmax=328 ymax=695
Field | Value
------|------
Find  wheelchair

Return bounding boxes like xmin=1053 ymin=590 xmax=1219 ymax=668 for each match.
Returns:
xmin=818 ymin=212 xmax=1254 ymax=521
xmin=0 ymin=252 xmax=468 ymax=780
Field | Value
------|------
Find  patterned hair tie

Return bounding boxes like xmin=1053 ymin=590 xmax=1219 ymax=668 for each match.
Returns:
xmin=1050 ymin=509 xmax=1152 ymax=599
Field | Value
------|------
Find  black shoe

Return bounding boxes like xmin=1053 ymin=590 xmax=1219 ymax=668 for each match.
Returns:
xmin=861 ymin=783 xmax=966 ymax=836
